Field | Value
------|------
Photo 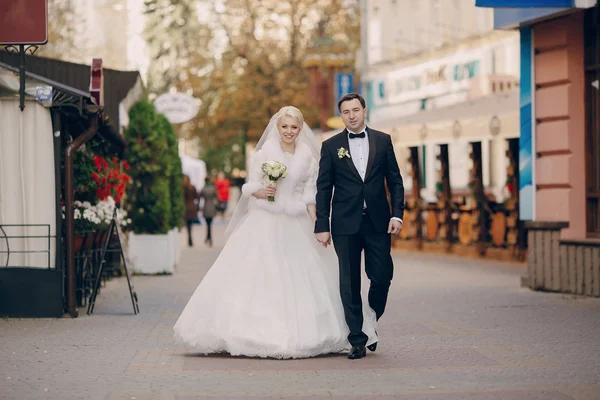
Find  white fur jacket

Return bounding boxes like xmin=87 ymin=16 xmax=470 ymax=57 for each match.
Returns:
xmin=241 ymin=139 xmax=317 ymax=216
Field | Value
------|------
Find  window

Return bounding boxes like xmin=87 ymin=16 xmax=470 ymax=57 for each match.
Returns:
xmin=379 ymin=82 xmax=385 ymax=99
xmin=584 ymin=7 xmax=600 ymax=237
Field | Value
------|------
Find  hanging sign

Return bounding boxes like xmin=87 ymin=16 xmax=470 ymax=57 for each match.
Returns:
xmin=154 ymin=92 xmax=199 ymax=124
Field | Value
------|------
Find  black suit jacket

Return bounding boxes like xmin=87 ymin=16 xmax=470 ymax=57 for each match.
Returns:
xmin=314 ymin=127 xmax=405 ymax=235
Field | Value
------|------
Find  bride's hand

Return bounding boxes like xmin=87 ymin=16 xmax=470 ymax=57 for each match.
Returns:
xmin=253 ymin=185 xmax=276 ymax=200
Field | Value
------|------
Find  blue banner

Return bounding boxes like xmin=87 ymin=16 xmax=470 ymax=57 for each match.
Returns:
xmin=519 ymin=28 xmax=535 ymax=221
xmin=335 ymin=73 xmax=354 ymax=115
xmin=476 ymin=0 xmax=573 ymax=6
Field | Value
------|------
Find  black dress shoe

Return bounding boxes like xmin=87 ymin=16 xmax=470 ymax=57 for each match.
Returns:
xmin=347 ymin=345 xmax=366 ymax=360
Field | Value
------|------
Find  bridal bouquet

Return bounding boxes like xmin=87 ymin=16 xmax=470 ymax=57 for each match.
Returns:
xmin=261 ymin=161 xmax=288 ymax=202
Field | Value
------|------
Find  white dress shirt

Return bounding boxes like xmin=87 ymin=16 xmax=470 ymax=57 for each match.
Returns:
xmin=348 ymin=129 xmax=369 ymax=181
xmin=348 ymin=129 xmax=403 ymax=224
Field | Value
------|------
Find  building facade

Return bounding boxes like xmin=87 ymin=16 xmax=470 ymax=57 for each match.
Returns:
xmin=346 ymin=1 xmax=522 ymax=259
xmin=477 ymin=0 xmax=600 ymax=297
xmin=360 ymin=0 xmax=495 ymax=69
xmin=69 ymin=0 xmax=149 ymax=73
xmin=363 ymin=31 xmax=520 ymax=201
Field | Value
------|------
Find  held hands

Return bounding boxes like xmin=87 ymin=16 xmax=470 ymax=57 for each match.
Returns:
xmin=388 ymin=219 xmax=403 ymax=236
xmin=315 ymin=232 xmax=331 ymax=248
xmin=314 ymin=219 xmax=402 ymax=247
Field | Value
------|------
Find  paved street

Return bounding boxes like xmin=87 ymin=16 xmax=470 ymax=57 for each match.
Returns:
xmin=1 ymin=222 xmax=600 ymax=400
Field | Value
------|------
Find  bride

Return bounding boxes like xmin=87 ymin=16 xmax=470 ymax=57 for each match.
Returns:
xmin=173 ymin=106 xmax=377 ymax=359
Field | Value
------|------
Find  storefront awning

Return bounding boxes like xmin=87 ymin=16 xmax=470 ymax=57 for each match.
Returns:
xmin=0 ymin=61 xmax=127 ymax=152
xmin=0 ymin=61 xmax=96 ymax=115
xmin=475 ymin=0 xmax=597 ymax=29
xmin=318 ymin=91 xmax=520 ymax=146
xmin=372 ymin=91 xmax=519 ymax=146
xmin=0 ymin=53 xmax=144 ymax=138
xmin=375 ymin=90 xmax=518 ymax=128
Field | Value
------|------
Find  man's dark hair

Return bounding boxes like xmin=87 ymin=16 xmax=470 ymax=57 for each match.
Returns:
xmin=338 ymin=93 xmax=366 ymax=111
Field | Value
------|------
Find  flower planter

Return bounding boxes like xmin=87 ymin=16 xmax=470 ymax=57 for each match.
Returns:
xmin=170 ymin=228 xmax=182 ymax=266
xmin=127 ymin=232 xmax=175 ymax=274
xmin=167 ymin=229 xmax=178 ymax=269
xmin=73 ymin=234 xmax=94 ymax=254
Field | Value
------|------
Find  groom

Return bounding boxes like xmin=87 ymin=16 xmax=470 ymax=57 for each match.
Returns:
xmin=314 ymin=93 xmax=404 ymax=360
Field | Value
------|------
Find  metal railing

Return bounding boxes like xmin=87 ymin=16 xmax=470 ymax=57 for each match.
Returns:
xmin=74 ymin=228 xmax=123 ymax=308
xmin=0 ymin=224 xmax=54 ymax=269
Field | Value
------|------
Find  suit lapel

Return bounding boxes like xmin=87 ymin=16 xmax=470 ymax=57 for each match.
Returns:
xmin=339 ymin=130 xmax=362 ymax=181
xmin=364 ymin=127 xmax=377 ymax=181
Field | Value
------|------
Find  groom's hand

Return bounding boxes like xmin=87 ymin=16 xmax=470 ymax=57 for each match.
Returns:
xmin=315 ymin=232 xmax=331 ymax=248
xmin=388 ymin=219 xmax=403 ymax=236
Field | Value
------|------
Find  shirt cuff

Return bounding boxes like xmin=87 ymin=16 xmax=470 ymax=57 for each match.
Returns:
xmin=391 ymin=217 xmax=403 ymax=224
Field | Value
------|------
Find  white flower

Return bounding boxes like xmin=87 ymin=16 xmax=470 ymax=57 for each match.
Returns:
xmin=261 ymin=161 xmax=288 ymax=181
xmin=337 ymin=147 xmax=350 ymax=159
xmin=82 ymin=209 xmax=95 ymax=221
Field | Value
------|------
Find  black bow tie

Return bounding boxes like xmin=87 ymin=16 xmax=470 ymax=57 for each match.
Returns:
xmin=349 ymin=131 xmax=366 ymax=139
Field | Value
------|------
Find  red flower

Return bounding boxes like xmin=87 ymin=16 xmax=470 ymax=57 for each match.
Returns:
xmin=94 ymin=156 xmax=102 ymax=171
xmin=88 ymin=156 xmax=132 ymax=201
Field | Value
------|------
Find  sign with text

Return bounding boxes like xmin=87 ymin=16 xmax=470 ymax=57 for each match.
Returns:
xmin=0 ymin=0 xmax=48 ymax=45
xmin=154 ymin=92 xmax=199 ymax=124
xmin=35 ymin=86 xmax=52 ymax=101
xmin=335 ymin=73 xmax=354 ymax=115
xmin=371 ymin=46 xmax=494 ymax=108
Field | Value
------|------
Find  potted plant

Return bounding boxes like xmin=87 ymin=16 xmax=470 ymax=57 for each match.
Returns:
xmin=69 ymin=140 xmax=132 ymax=251
xmin=65 ymin=197 xmax=131 ymax=253
xmin=162 ymin=114 xmax=185 ymax=266
xmin=124 ymin=101 xmax=179 ymax=274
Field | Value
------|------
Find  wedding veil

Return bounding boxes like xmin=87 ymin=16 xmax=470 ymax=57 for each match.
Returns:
xmin=224 ymin=106 xmax=320 ymax=237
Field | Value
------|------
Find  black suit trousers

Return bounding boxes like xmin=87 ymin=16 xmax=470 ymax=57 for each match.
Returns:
xmin=332 ymin=211 xmax=394 ymax=347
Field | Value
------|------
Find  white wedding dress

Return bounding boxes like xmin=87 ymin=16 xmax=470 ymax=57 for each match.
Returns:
xmin=173 ymin=139 xmax=377 ymax=359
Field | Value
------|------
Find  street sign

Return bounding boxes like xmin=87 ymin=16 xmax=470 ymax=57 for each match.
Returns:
xmin=335 ymin=73 xmax=354 ymax=115
xmin=35 ymin=86 xmax=52 ymax=101
xmin=0 ymin=0 xmax=48 ymax=45
xmin=154 ymin=92 xmax=199 ymax=124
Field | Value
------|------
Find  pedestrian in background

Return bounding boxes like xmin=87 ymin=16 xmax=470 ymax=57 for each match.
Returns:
xmin=183 ymin=175 xmax=199 ymax=247
xmin=199 ymin=176 xmax=218 ymax=247
xmin=214 ymin=171 xmax=230 ymax=219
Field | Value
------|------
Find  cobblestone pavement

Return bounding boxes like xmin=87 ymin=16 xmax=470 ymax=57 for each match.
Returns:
xmin=1 ymin=221 xmax=600 ymax=400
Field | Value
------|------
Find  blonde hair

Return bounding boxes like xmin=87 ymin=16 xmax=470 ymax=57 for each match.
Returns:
xmin=276 ymin=106 xmax=304 ymax=127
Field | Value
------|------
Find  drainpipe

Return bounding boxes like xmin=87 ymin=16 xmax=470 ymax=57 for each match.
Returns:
xmin=64 ymin=114 xmax=99 ymax=318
